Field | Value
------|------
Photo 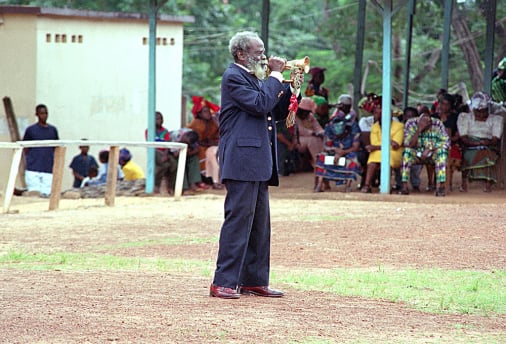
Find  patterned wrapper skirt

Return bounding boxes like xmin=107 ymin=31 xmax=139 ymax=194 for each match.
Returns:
xmin=315 ymin=152 xmax=362 ymax=186
xmin=462 ymin=146 xmax=498 ymax=183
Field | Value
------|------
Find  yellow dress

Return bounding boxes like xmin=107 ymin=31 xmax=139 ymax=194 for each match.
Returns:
xmin=367 ymin=120 xmax=404 ymax=168
xmin=122 ymin=160 xmax=145 ymax=181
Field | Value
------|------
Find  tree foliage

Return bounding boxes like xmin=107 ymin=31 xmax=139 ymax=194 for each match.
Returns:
xmin=3 ymin=0 xmax=506 ymax=108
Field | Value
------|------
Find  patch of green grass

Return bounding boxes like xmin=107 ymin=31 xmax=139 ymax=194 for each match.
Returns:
xmin=1 ymin=250 xmax=504 ymax=316
xmin=291 ymin=334 xmax=506 ymax=344
xmin=274 ymin=267 xmax=506 ymax=316
xmin=0 ymin=250 xmax=212 ymax=275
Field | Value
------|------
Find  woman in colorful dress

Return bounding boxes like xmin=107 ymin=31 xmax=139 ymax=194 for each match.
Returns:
xmin=187 ymin=96 xmax=221 ymax=189
xmin=361 ymin=101 xmax=404 ymax=193
xmin=314 ymin=111 xmax=362 ymax=192
xmin=294 ymin=97 xmax=325 ymax=171
xmin=457 ymin=92 xmax=504 ymax=192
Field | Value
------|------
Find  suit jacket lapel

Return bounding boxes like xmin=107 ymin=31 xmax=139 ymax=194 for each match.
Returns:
xmin=232 ymin=64 xmax=261 ymax=90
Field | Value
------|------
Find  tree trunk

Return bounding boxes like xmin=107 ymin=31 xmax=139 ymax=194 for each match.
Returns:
xmin=451 ymin=8 xmax=483 ymax=92
xmin=412 ymin=45 xmax=441 ymax=85
xmin=393 ymin=32 xmax=403 ymax=103
xmin=495 ymin=18 xmax=506 ymax=66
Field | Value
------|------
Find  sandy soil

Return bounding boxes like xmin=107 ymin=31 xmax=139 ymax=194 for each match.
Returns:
xmin=0 ymin=172 xmax=505 ymax=343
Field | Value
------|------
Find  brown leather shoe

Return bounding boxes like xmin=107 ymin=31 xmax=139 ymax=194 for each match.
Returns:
xmin=209 ymin=284 xmax=240 ymax=299
xmin=238 ymin=286 xmax=284 ymax=297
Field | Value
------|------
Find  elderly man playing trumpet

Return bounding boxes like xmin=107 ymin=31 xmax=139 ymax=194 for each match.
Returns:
xmin=210 ymin=31 xmax=305 ymax=299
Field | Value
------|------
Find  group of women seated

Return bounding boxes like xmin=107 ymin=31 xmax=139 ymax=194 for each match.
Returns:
xmin=299 ymin=90 xmax=504 ymax=194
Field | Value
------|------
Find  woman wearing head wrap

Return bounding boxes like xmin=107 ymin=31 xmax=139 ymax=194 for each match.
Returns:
xmin=187 ymin=96 xmax=222 ymax=189
xmin=311 ymin=95 xmax=330 ymax=128
xmin=457 ymin=92 xmax=504 ymax=192
xmin=304 ymin=67 xmax=329 ymax=100
xmin=358 ymin=92 xmax=381 ymax=119
xmin=334 ymin=94 xmax=356 ymax=121
xmin=294 ymin=97 xmax=325 ymax=172
xmin=314 ymin=110 xmax=362 ymax=192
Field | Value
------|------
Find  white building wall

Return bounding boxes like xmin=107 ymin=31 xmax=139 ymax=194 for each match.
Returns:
xmin=0 ymin=14 xmax=38 ymax=189
xmin=0 ymin=9 xmax=187 ymax=190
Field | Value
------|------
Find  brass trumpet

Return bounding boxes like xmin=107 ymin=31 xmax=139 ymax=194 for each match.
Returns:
xmin=282 ymin=56 xmax=310 ymax=128
xmin=284 ymin=56 xmax=311 ymax=74
xmin=282 ymin=56 xmax=310 ymax=84
xmin=265 ymin=56 xmax=311 ymax=83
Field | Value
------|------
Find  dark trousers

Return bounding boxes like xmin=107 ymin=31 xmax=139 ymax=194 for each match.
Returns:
xmin=212 ymin=180 xmax=271 ymax=289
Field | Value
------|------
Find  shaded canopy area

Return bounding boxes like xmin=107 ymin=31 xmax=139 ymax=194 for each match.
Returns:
xmin=258 ymin=0 xmax=503 ymax=194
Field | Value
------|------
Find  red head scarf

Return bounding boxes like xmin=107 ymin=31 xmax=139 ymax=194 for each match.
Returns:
xmin=191 ymin=96 xmax=220 ymax=118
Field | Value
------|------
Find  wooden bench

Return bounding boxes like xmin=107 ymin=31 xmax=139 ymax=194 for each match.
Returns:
xmin=1 ymin=140 xmax=187 ymax=213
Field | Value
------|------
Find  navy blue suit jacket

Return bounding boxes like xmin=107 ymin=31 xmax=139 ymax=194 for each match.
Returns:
xmin=218 ymin=63 xmax=292 ymax=186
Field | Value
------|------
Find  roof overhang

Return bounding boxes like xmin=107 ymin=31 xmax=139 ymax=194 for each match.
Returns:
xmin=0 ymin=5 xmax=195 ymax=24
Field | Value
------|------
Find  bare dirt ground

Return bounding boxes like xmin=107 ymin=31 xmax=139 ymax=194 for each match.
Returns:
xmin=0 ymin=172 xmax=505 ymax=343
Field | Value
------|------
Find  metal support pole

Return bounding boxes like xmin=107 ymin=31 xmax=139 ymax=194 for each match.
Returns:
xmin=146 ymin=0 xmax=158 ymax=194
xmin=441 ymin=0 xmax=453 ymax=91
xmin=261 ymin=0 xmax=270 ymax=54
xmin=402 ymin=0 xmax=416 ymax=110
xmin=353 ymin=0 xmax=367 ymax=114
xmin=379 ymin=0 xmax=393 ymax=194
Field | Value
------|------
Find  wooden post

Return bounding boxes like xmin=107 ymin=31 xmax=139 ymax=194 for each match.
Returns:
xmin=48 ymin=146 xmax=66 ymax=210
xmin=105 ymin=146 xmax=119 ymax=206
xmin=173 ymin=144 xmax=187 ymax=200
xmin=2 ymin=97 xmax=21 ymax=141
xmin=2 ymin=146 xmax=23 ymax=213
xmin=3 ymin=96 xmax=26 ymax=187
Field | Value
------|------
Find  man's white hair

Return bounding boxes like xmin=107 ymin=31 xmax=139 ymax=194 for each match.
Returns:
xmin=229 ymin=31 xmax=261 ymax=61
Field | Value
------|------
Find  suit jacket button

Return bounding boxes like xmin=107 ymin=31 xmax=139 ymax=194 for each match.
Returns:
xmin=268 ymin=125 xmax=273 ymax=131
xmin=267 ymin=116 xmax=272 ymax=121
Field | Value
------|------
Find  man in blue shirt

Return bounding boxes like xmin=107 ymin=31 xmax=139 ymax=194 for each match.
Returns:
xmin=22 ymin=104 xmax=59 ymax=197
xmin=69 ymin=141 xmax=98 ymax=188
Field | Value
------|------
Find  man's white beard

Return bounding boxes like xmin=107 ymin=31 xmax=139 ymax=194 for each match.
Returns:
xmin=247 ymin=56 xmax=267 ymax=80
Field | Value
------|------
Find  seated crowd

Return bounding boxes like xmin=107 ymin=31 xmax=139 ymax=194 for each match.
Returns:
xmin=70 ymin=96 xmax=225 ymax=196
xmin=275 ymin=63 xmax=505 ymax=196
xmin=145 ymin=96 xmax=225 ymax=195
xmin=70 ymin=61 xmax=506 ymax=197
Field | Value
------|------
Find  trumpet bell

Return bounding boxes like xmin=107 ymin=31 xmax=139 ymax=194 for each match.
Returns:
xmin=285 ymin=56 xmax=310 ymax=73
